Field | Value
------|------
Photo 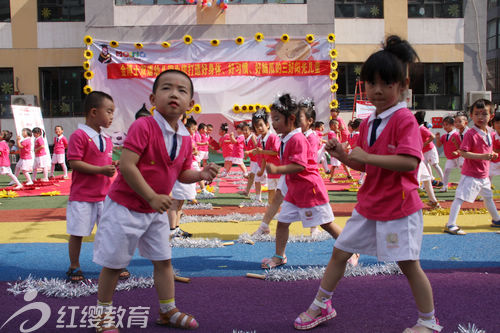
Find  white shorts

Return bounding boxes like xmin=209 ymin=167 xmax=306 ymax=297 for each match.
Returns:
xmin=490 ymin=162 xmax=500 ymax=177
xmin=267 ymin=178 xmax=279 ymax=190
xmin=277 ymin=175 xmax=287 ymax=196
xmin=458 ymin=156 xmax=464 ymax=168
xmin=417 ymin=161 xmax=432 ymax=183
xmin=198 ymin=150 xmax=209 ymax=161
xmin=455 ymin=175 xmax=493 ymax=203
xmin=16 ymin=158 xmax=33 ymax=172
xmin=444 ymin=158 xmax=460 ymax=171
xmin=317 ymin=144 xmax=326 ymax=164
xmin=52 ymin=153 xmax=66 ymax=164
xmin=277 ymin=201 xmax=334 ymax=228
xmin=330 ymin=156 xmax=341 ymax=167
xmin=66 ymin=200 xmax=104 ymax=237
xmin=171 ymin=180 xmax=196 ymax=200
xmin=0 ymin=166 xmax=13 ymax=175
xmin=231 ymin=157 xmax=244 ymax=165
xmin=249 ymin=161 xmax=260 ymax=174
xmin=93 ymin=197 xmax=172 ymax=269
xmin=423 ymin=146 xmax=440 ymax=165
xmin=334 ymin=209 xmax=423 ymax=262
xmin=34 ymin=156 xmax=50 ymax=169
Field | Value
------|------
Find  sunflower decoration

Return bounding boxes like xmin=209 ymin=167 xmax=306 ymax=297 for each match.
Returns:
xmin=248 ymin=105 xmax=255 ymax=113
xmin=1 ymin=82 xmax=13 ymax=95
xmin=255 ymin=32 xmax=264 ymax=42
xmin=135 ymin=42 xmax=143 ymax=50
xmin=83 ymin=61 xmax=90 ymax=70
xmin=211 ymin=39 xmax=220 ymax=47
xmin=329 ymin=49 xmax=338 ymax=59
xmin=327 ymin=33 xmax=336 ymax=43
xmin=330 ymin=60 xmax=338 ymax=70
xmin=330 ymin=100 xmax=339 ymax=109
xmin=110 ymin=40 xmax=119 ymax=48
xmin=83 ymin=35 xmax=93 ymax=46
xmin=161 ymin=41 xmax=170 ymax=48
xmin=235 ymin=36 xmax=245 ymax=45
xmin=83 ymin=85 xmax=93 ymax=95
xmin=84 ymin=71 xmax=94 ymax=80
xmin=305 ymin=34 xmax=315 ymax=44
xmin=233 ymin=105 xmax=241 ymax=113
xmin=84 ymin=50 xmax=93 ymax=59
xmin=281 ymin=34 xmax=290 ymax=43
xmin=241 ymin=105 xmax=248 ymax=113
xmin=330 ymin=71 xmax=338 ymax=81
xmin=330 ymin=83 xmax=338 ymax=93
xmin=254 ymin=103 xmax=261 ymax=110
xmin=193 ymin=104 xmax=202 ymax=113
xmin=263 ymin=105 xmax=271 ymax=113
xmin=184 ymin=35 xmax=193 ymax=45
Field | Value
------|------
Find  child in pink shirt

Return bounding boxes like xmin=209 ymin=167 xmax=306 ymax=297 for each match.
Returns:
xmin=32 ymin=127 xmax=50 ymax=182
xmin=229 ymin=122 xmax=248 ymax=177
xmin=446 ymin=99 xmax=500 ymax=234
xmin=328 ymin=119 xmax=352 ymax=181
xmin=256 ymin=118 xmax=281 ymax=205
xmin=490 ymin=113 xmax=500 ymax=180
xmin=65 ymin=91 xmax=117 ymax=284
xmin=50 ymin=125 xmax=69 ymax=178
xmin=13 ymin=128 xmax=34 ymax=186
xmin=240 ymin=122 xmax=260 ymax=198
xmin=330 ymin=108 xmax=349 ymax=143
xmin=195 ymin=123 xmax=210 ymax=167
xmin=415 ymin=111 xmax=444 ymax=184
xmin=435 ymin=116 xmax=460 ymax=192
xmin=295 ymin=35 xmax=442 ymax=333
xmin=347 ymin=118 xmax=365 ymax=184
xmin=0 ymin=130 xmax=22 ymax=190
xmin=93 ymin=70 xmax=218 ymax=331
xmin=261 ymin=93 xmax=347 ymax=269
xmin=218 ymin=123 xmax=233 ymax=177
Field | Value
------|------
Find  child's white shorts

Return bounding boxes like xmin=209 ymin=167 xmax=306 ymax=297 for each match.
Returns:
xmin=330 ymin=156 xmax=341 ymax=167
xmin=52 ymin=153 xmax=66 ymax=164
xmin=444 ymin=158 xmax=460 ymax=171
xmin=458 ymin=156 xmax=464 ymax=168
xmin=16 ymin=158 xmax=33 ymax=172
xmin=423 ymin=146 xmax=439 ymax=165
xmin=66 ymin=200 xmax=104 ymax=237
xmin=490 ymin=162 xmax=500 ymax=177
xmin=455 ymin=175 xmax=493 ymax=203
xmin=417 ymin=161 xmax=432 ymax=183
xmin=267 ymin=177 xmax=279 ymax=190
xmin=334 ymin=209 xmax=423 ymax=262
xmin=198 ymin=150 xmax=209 ymax=161
xmin=277 ymin=201 xmax=334 ymax=228
xmin=249 ymin=161 xmax=260 ymax=174
xmin=0 ymin=166 xmax=14 ymax=175
xmin=34 ymin=155 xmax=50 ymax=169
xmin=93 ymin=197 xmax=172 ymax=269
xmin=277 ymin=175 xmax=287 ymax=196
xmin=171 ymin=180 xmax=196 ymax=200
xmin=254 ymin=169 xmax=267 ymax=183
xmin=231 ymin=157 xmax=244 ymax=165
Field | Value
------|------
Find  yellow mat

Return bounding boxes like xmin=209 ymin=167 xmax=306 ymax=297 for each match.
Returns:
xmin=0 ymin=214 xmax=498 ymax=244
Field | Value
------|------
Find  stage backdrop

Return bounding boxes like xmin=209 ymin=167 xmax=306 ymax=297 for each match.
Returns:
xmin=85 ymin=35 xmax=336 ymax=139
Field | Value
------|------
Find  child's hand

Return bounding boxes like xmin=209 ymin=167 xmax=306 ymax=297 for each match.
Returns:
xmin=435 ymin=132 xmax=441 ymax=139
xmin=491 ymin=152 xmax=498 ymax=161
xmin=255 ymin=147 xmax=263 ymax=154
xmin=325 ymin=138 xmax=340 ymax=155
xmin=201 ymin=163 xmax=219 ymax=181
xmin=349 ymin=147 xmax=369 ymax=164
xmin=101 ymin=164 xmax=116 ymax=177
xmin=266 ymin=163 xmax=278 ymax=174
xmin=257 ymin=169 xmax=264 ymax=177
xmin=452 ymin=151 xmax=459 ymax=156
xmin=148 ymin=194 xmax=172 ymax=213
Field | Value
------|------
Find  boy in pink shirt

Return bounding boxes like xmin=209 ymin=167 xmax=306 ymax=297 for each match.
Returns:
xmin=50 ymin=125 xmax=69 ymax=178
xmin=195 ymin=123 xmax=210 ymax=167
xmin=0 ymin=130 xmax=22 ymax=190
xmin=93 ymin=70 xmax=218 ymax=331
xmin=435 ymin=116 xmax=460 ymax=192
xmin=229 ymin=122 xmax=248 ymax=177
xmin=32 ymin=127 xmax=50 ymax=182
xmin=14 ymin=128 xmax=34 ymax=185
xmin=445 ymin=99 xmax=500 ymax=234
xmin=65 ymin=91 xmax=116 ymax=284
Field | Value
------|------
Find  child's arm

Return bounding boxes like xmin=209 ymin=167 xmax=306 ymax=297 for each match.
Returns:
xmin=34 ymin=142 xmax=44 ymax=153
xmin=257 ymin=148 xmax=278 ymax=156
xmin=178 ymin=163 xmax=219 ymax=184
xmin=16 ymin=136 xmax=23 ymax=148
xmin=459 ymin=150 xmax=497 ymax=161
xmin=266 ymin=162 xmax=304 ymax=175
xmin=423 ymin=133 xmax=435 ymax=148
xmin=229 ymin=133 xmax=237 ymax=144
xmin=119 ymin=148 xmax=171 ymax=213
xmin=68 ymin=160 xmax=116 ymax=177
xmin=257 ymin=159 xmax=266 ymax=177
xmin=435 ymin=133 xmax=443 ymax=148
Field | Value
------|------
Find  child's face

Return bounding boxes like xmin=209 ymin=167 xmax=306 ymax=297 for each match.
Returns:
xmin=33 ymin=131 xmax=40 ymax=137
xmin=318 ymin=124 xmax=324 ymax=132
xmin=330 ymin=110 xmax=339 ymax=119
xmin=298 ymin=109 xmax=313 ymax=132
xmin=253 ymin=119 xmax=269 ymax=136
xmin=330 ymin=122 xmax=339 ymax=131
xmin=93 ymin=98 xmax=115 ymax=129
xmin=365 ymin=74 xmax=406 ymax=114
xmin=454 ymin=116 xmax=467 ymax=130
xmin=22 ymin=130 xmax=27 ymax=138
xmin=242 ymin=126 xmax=251 ymax=137
xmin=187 ymin=125 xmax=196 ymax=135
xmin=207 ymin=127 xmax=212 ymax=135
xmin=150 ymin=72 xmax=194 ymax=123
xmin=271 ymin=110 xmax=291 ymax=135
xmin=471 ymin=107 xmax=491 ymax=129
xmin=348 ymin=125 xmax=353 ymax=133
xmin=55 ymin=127 xmax=63 ymax=136
xmin=443 ymin=121 xmax=454 ymax=133
xmin=219 ymin=129 xmax=226 ymax=136
xmin=199 ymin=127 xmax=206 ymax=134
xmin=236 ymin=128 xmax=243 ymax=135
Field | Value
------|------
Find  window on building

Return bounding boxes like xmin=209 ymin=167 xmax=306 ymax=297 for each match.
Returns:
xmin=0 ymin=68 xmax=14 ymax=119
xmin=38 ymin=0 xmax=84 ymax=22
xmin=408 ymin=0 xmax=463 ymax=18
xmin=0 ymin=0 xmax=11 ymax=22
xmin=488 ymin=0 xmax=498 ymax=9
xmin=335 ymin=63 xmax=363 ymax=111
xmin=335 ymin=1 xmax=383 ymax=18
xmin=488 ymin=19 xmax=500 ymax=51
xmin=409 ymin=63 xmax=462 ymax=110
xmin=39 ymin=67 xmax=86 ymax=117
xmin=115 ymin=0 xmax=305 ymax=4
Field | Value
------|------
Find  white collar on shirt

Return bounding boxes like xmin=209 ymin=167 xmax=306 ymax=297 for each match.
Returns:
xmin=304 ymin=129 xmax=313 ymax=137
xmin=78 ymin=123 xmax=102 ymax=139
xmin=282 ymin=128 xmax=301 ymax=144
xmin=153 ymin=110 xmax=190 ymax=137
xmin=367 ymin=101 xmax=407 ymax=124
xmin=262 ymin=131 xmax=271 ymax=142
xmin=445 ymin=129 xmax=457 ymax=137
xmin=245 ymin=133 xmax=254 ymax=144
xmin=472 ymin=125 xmax=492 ymax=145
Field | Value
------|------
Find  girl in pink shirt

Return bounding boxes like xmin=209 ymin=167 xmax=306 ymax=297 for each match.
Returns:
xmin=295 ymin=36 xmax=442 ymax=333
xmin=50 ymin=125 xmax=69 ymax=178
xmin=0 ymin=130 xmax=22 ymax=189
xmin=240 ymin=122 xmax=260 ymax=198
xmin=347 ymin=118 xmax=365 ymax=184
xmin=435 ymin=116 xmax=460 ymax=192
xmin=489 ymin=113 xmax=500 ymax=180
xmin=195 ymin=123 xmax=210 ymax=167
xmin=415 ymin=111 xmax=444 ymax=184
xmin=229 ymin=123 xmax=248 ymax=177
xmin=446 ymin=99 xmax=500 ymax=233
xmin=261 ymin=93 xmax=346 ymax=270
xmin=14 ymin=128 xmax=34 ymax=186
xmin=218 ymin=123 xmax=233 ymax=177
xmin=32 ymin=127 xmax=50 ymax=182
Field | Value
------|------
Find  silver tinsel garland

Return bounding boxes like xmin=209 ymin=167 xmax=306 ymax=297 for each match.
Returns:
xmin=170 ymin=237 xmax=226 ymax=248
xmin=183 ymin=202 xmax=213 ymax=210
xmin=180 ymin=213 xmax=264 ymax=223
xmin=454 ymin=323 xmax=486 ymax=333
xmin=238 ymin=201 xmax=267 ymax=207
xmin=238 ymin=232 xmax=332 ymax=244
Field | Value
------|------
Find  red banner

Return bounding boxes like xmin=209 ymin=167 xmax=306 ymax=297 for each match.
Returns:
xmin=107 ymin=60 xmax=331 ymax=79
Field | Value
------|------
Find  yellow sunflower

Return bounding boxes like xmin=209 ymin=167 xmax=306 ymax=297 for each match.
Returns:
xmin=135 ymin=43 xmax=143 ymax=49
xmin=110 ymin=40 xmax=119 ymax=48
xmin=306 ymin=34 xmax=315 ymax=43
xmin=83 ymin=61 xmax=90 ymax=70
xmin=327 ymin=33 xmax=336 ymax=43
xmin=281 ymin=34 xmax=290 ymax=43
xmin=211 ymin=39 xmax=220 ymax=47
xmin=184 ymin=35 xmax=193 ymax=45
xmin=161 ymin=41 xmax=170 ymax=48
xmin=235 ymin=36 xmax=244 ymax=45
xmin=83 ymin=85 xmax=93 ymax=95
xmin=329 ymin=49 xmax=338 ymax=59
xmin=193 ymin=104 xmax=202 ymax=113
xmin=330 ymin=83 xmax=339 ymax=93
xmin=84 ymin=71 xmax=94 ymax=80
xmin=330 ymin=60 xmax=338 ymax=70
xmin=233 ymin=105 xmax=241 ymax=113
xmin=329 ymin=71 xmax=338 ymax=81
xmin=329 ymin=100 xmax=339 ymax=109
xmin=241 ymin=105 xmax=248 ymax=112
xmin=255 ymin=32 xmax=264 ymax=42
xmin=83 ymin=35 xmax=93 ymax=45
xmin=84 ymin=50 xmax=93 ymax=59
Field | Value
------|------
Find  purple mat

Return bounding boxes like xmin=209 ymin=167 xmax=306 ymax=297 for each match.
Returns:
xmin=1 ymin=267 xmax=499 ymax=332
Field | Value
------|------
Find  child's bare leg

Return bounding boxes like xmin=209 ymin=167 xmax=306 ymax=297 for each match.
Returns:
xmin=342 ymin=164 xmax=352 ymax=178
xmin=329 ymin=166 xmax=336 ymax=182
xmin=242 ymin=172 xmax=255 ymax=196
xmin=224 ymin=160 xmax=232 ymax=174
xmin=255 ymin=181 xmax=262 ymax=201
xmin=319 ymin=222 xmax=342 ymax=239
xmin=253 ymin=189 xmax=283 ymax=235
xmin=41 ymin=167 xmax=49 ymax=181
xmin=68 ymin=235 xmax=83 ymax=269
xmin=97 ymin=267 xmax=122 ymax=302
xmin=50 ymin=163 xmax=56 ymax=177
xmin=238 ymin=163 xmax=248 ymax=176
xmin=273 ymin=221 xmax=289 ymax=261
xmin=268 ymin=189 xmax=276 ymax=205
xmin=167 ymin=199 xmax=181 ymax=230
xmin=23 ymin=171 xmax=32 ymax=184
xmin=423 ymin=180 xmax=438 ymax=204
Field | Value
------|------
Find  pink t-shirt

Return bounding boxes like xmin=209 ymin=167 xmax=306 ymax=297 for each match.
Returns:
xmin=244 ymin=134 xmax=258 ymax=162
xmin=334 ymin=117 xmax=349 ymax=143
xmin=108 ymin=116 xmax=193 ymax=213
xmin=261 ymin=132 xmax=281 ymax=179
xmin=460 ymin=126 xmax=493 ymax=179
xmin=356 ymin=108 xmax=424 ymax=221
xmin=492 ymin=132 xmax=500 ymax=163
xmin=67 ymin=129 xmax=113 ymax=202
xmin=219 ymin=133 xmax=233 ymax=158
xmin=231 ymin=134 xmax=245 ymax=159
xmin=34 ymin=136 xmax=47 ymax=157
xmin=195 ymin=132 xmax=209 ymax=152
xmin=0 ymin=141 xmax=9 ymax=167
xmin=419 ymin=125 xmax=435 ymax=153
xmin=315 ymin=130 xmax=324 ymax=141
xmin=304 ymin=130 xmax=320 ymax=153
xmin=347 ymin=132 xmax=360 ymax=149
xmin=327 ymin=131 xmax=339 ymax=141
xmin=282 ymin=131 xmax=329 ymax=208
xmin=53 ymin=135 xmax=68 ymax=154
xmin=19 ymin=138 xmax=32 ymax=160
xmin=440 ymin=130 xmax=460 ymax=160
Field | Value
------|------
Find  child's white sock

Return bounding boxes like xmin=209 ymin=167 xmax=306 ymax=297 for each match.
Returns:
xmin=310 ymin=286 xmax=333 ymax=310
xmin=159 ymin=298 xmax=176 ymax=313
xmin=259 ymin=222 xmax=269 ymax=230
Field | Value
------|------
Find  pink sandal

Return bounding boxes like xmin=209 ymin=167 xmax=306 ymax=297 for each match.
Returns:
xmin=261 ymin=254 xmax=287 ymax=269
xmin=294 ymin=298 xmax=336 ymax=330
xmin=402 ymin=318 xmax=442 ymax=333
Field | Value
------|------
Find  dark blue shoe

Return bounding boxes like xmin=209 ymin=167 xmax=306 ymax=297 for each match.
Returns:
xmin=491 ymin=220 xmax=500 ymax=228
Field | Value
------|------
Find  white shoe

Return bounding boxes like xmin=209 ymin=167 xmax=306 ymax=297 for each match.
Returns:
xmin=219 ymin=171 xmax=227 ymax=178
xmin=251 ymin=226 xmax=270 ymax=236
xmin=7 ymin=181 xmax=15 ymax=186
xmin=12 ymin=185 xmax=23 ymax=190
xmin=438 ymin=186 xmax=448 ymax=192
xmin=25 ymin=181 xmax=34 ymax=186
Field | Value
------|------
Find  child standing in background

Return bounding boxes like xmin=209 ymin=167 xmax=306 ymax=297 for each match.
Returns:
xmin=218 ymin=123 xmax=233 ymax=177
xmin=0 ymin=130 xmax=23 ymax=190
xmin=445 ymin=99 xmax=500 ymax=234
xmin=50 ymin=125 xmax=69 ymax=179
xmin=295 ymin=35 xmax=442 ymax=333
xmin=314 ymin=121 xmax=329 ymax=172
xmin=347 ymin=118 xmax=365 ymax=184
xmin=435 ymin=116 xmax=460 ymax=192
xmin=65 ymin=91 xmax=117 ymax=283
xmin=32 ymin=127 xmax=50 ymax=182
xmin=415 ymin=111 xmax=444 ymax=184
xmin=327 ymin=119 xmax=342 ymax=181
xmin=454 ymin=111 xmax=469 ymax=168
xmin=240 ymin=122 xmax=260 ymax=198
xmin=229 ymin=122 xmax=248 ymax=177
xmin=14 ymin=128 xmax=34 ymax=186
xmin=195 ymin=123 xmax=210 ymax=167
xmin=489 ymin=113 xmax=500 ymax=181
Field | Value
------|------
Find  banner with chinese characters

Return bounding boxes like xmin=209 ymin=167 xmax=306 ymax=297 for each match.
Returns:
xmin=12 ymin=105 xmax=51 ymax=164
xmin=86 ymin=37 xmax=334 ymax=136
